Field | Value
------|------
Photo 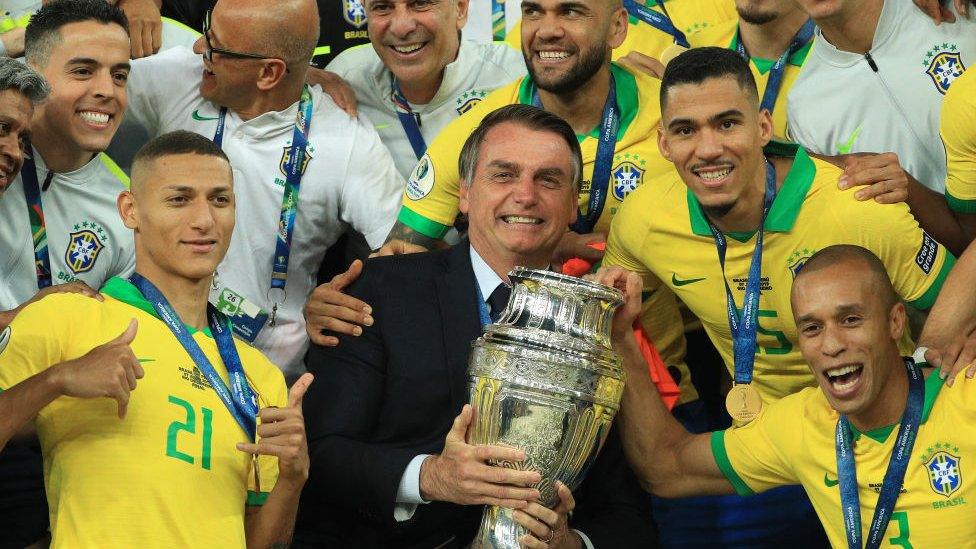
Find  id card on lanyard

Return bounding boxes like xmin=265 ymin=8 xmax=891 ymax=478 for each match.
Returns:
xmin=622 ymin=0 xmax=690 ymax=48
xmin=20 ymin=141 xmax=53 ymax=290
xmin=210 ymin=87 xmax=313 ymax=341
xmin=531 ymin=74 xmax=619 ymax=235
xmin=735 ymin=19 xmax=815 ymax=114
xmin=836 ymin=359 xmax=924 ymax=549
xmin=706 ymin=161 xmax=776 ymax=425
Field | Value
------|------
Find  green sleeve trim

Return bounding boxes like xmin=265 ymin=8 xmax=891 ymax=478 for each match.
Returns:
xmin=908 ymin=251 xmax=956 ymax=310
xmin=99 ymin=153 xmax=130 ymax=189
xmin=945 ymin=191 xmax=976 ymax=214
xmin=710 ymin=431 xmax=755 ymax=496
xmin=161 ymin=17 xmax=202 ymax=37
xmin=396 ymin=207 xmax=450 ymax=239
xmin=246 ymin=490 xmax=269 ymax=506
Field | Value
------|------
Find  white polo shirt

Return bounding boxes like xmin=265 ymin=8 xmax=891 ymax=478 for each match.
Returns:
xmin=0 ymin=150 xmax=134 ymax=310
xmin=786 ymin=0 xmax=976 ymax=192
xmin=125 ymin=46 xmax=404 ymax=377
xmin=327 ymin=40 xmax=525 ymax=179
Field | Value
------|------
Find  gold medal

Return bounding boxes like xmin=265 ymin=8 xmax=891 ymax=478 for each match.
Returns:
xmin=726 ymin=384 xmax=763 ymax=425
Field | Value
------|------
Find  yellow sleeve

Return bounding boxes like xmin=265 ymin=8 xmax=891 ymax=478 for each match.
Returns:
xmin=397 ymin=109 xmax=487 ymax=239
xmin=941 ymin=69 xmax=976 ymax=213
xmin=246 ymin=353 xmax=289 ymax=506
xmin=710 ymin=393 xmax=804 ymax=495
xmin=0 ymin=295 xmax=81 ymax=390
xmin=827 ymin=186 xmax=954 ymax=310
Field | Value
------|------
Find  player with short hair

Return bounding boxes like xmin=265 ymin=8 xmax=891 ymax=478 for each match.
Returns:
xmin=0 ymin=130 xmax=311 ymax=548
xmin=598 ymin=244 xmax=976 ymax=547
xmin=0 ymin=57 xmax=47 ymax=197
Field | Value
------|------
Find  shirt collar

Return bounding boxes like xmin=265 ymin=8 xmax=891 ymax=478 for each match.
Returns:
xmin=101 ymin=276 xmax=213 ymax=337
xmin=687 ymin=141 xmax=815 ymax=237
xmin=469 ymin=246 xmax=506 ymax=303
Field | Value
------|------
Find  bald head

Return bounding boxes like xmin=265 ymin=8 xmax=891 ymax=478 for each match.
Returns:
xmin=792 ymin=245 xmax=898 ymax=312
xmin=216 ymin=0 xmax=320 ymax=65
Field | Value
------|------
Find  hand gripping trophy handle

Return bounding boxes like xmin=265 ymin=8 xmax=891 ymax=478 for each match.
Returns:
xmin=467 ymin=268 xmax=626 ymax=548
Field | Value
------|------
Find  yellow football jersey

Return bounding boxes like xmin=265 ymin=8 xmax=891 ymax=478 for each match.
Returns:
xmin=713 ymin=372 xmax=976 ymax=547
xmin=687 ymin=19 xmax=812 ymax=141
xmin=399 ymin=63 xmax=673 ymax=239
xmin=505 ymin=0 xmax=738 ymax=62
xmin=0 ymin=277 xmax=288 ymax=548
xmin=604 ymin=142 xmax=954 ymax=404
xmin=941 ymin=67 xmax=976 ymax=214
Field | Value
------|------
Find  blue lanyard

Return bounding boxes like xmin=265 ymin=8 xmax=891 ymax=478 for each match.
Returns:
xmin=836 ymin=359 xmax=924 ymax=549
xmin=212 ymin=87 xmax=313 ymax=302
xmin=622 ymin=0 xmax=690 ymax=48
xmin=391 ymin=79 xmax=426 ymax=160
xmin=20 ymin=142 xmax=52 ymax=290
xmin=129 ymin=273 xmax=258 ymax=441
xmin=531 ymin=73 xmax=619 ymax=234
xmin=735 ymin=19 xmax=814 ymax=114
xmin=705 ymin=161 xmax=776 ymax=386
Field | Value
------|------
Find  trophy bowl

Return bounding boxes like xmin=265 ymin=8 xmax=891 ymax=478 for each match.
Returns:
xmin=467 ymin=268 xmax=625 ymax=548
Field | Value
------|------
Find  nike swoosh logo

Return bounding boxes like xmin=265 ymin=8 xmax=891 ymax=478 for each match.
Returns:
xmin=672 ymin=273 xmax=706 ymax=287
xmin=192 ymin=109 xmax=219 ymax=121
xmin=137 ymin=358 xmax=156 ymax=363
xmin=824 ymin=473 xmax=839 ymax=487
xmin=837 ymin=125 xmax=862 ymax=155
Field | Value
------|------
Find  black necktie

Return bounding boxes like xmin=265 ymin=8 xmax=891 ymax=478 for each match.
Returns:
xmin=487 ymin=284 xmax=511 ymax=322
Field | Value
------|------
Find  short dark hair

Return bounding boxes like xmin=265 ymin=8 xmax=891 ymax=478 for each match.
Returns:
xmin=660 ymin=47 xmax=759 ymax=110
xmin=458 ymin=104 xmax=583 ymax=189
xmin=133 ymin=130 xmax=230 ymax=167
xmin=793 ymin=244 xmax=899 ymax=311
xmin=25 ymin=0 xmax=129 ymax=67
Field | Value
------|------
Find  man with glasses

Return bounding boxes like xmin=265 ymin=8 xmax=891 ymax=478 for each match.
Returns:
xmin=123 ymin=0 xmax=404 ymax=383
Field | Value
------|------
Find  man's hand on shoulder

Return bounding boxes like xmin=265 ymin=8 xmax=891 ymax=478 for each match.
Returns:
xmin=419 ymin=404 xmax=542 ymax=508
xmin=913 ymin=0 xmax=969 ymax=23
xmin=837 ymin=152 xmax=909 ymax=204
xmin=306 ymin=68 xmax=358 ymax=117
xmin=926 ymin=330 xmax=976 ymax=386
xmin=48 ymin=319 xmax=143 ymax=418
xmin=304 ymin=260 xmax=374 ymax=347
xmin=1 ymin=281 xmax=105 ymax=329
xmin=238 ymin=373 xmax=314 ymax=486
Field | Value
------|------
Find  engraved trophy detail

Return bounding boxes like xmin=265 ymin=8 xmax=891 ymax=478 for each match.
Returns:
xmin=468 ymin=268 xmax=626 ymax=548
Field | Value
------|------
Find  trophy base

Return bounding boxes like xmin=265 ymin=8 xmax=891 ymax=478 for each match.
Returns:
xmin=470 ymin=505 xmax=526 ymax=549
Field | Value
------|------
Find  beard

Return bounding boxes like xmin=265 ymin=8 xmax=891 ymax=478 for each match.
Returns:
xmin=737 ymin=3 xmax=780 ymax=24
xmin=524 ymin=41 xmax=608 ymax=96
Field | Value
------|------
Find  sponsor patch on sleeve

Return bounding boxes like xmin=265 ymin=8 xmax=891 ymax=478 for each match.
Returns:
xmin=915 ymin=232 xmax=938 ymax=274
xmin=405 ymin=154 xmax=435 ymax=201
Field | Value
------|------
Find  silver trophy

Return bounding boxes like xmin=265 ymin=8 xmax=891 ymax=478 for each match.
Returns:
xmin=467 ymin=267 xmax=626 ymax=548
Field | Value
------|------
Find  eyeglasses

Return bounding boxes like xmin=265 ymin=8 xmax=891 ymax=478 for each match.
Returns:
xmin=202 ymin=9 xmax=282 ymax=63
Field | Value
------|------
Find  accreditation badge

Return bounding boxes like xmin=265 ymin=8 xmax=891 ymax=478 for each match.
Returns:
xmin=211 ymin=287 xmax=269 ymax=343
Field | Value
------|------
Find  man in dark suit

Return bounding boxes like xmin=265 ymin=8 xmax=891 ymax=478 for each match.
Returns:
xmin=295 ymin=104 xmax=656 ymax=548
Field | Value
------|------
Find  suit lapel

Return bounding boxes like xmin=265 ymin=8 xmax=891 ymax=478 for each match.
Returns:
xmin=434 ymin=241 xmax=482 ymax=411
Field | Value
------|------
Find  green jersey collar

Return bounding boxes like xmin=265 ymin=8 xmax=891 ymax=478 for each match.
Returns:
xmin=101 ymin=276 xmax=214 ymax=337
xmin=849 ymin=371 xmax=944 ymax=444
xmin=730 ymin=27 xmax=812 ymax=75
xmin=517 ymin=63 xmax=638 ymax=143
xmin=687 ymin=141 xmax=815 ymax=237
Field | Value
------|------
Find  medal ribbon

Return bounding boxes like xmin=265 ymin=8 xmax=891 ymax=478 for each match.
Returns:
xmin=391 ymin=79 xmax=427 ymax=160
xmin=20 ymin=141 xmax=52 ymax=290
xmin=705 ymin=161 xmax=776 ymax=386
xmin=622 ymin=0 xmax=690 ymax=48
xmin=492 ymin=0 xmax=506 ymax=41
xmin=212 ymin=86 xmax=313 ymax=297
xmin=836 ymin=358 xmax=924 ymax=549
xmin=734 ymin=18 xmax=815 ymax=114
xmin=130 ymin=273 xmax=258 ymax=441
xmin=531 ymin=73 xmax=619 ymax=234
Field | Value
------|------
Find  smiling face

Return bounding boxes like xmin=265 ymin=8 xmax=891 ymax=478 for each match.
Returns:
xmin=30 ymin=20 xmax=129 ymax=157
xmin=0 ymin=89 xmax=33 ymax=194
xmin=520 ymin=0 xmax=626 ymax=95
xmin=791 ymin=258 xmax=906 ymax=419
xmin=658 ymin=76 xmax=772 ymax=221
xmin=120 ymin=153 xmax=235 ymax=284
xmin=460 ymin=121 xmax=577 ymax=269
xmin=365 ymin=0 xmax=467 ymax=91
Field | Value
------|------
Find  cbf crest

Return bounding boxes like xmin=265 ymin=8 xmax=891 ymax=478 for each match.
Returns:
xmin=342 ymin=0 xmax=367 ymax=28
xmin=456 ymin=89 xmax=489 ymax=115
xmin=922 ymin=443 xmax=962 ymax=497
xmin=65 ymin=225 xmax=106 ymax=274
xmin=923 ymin=44 xmax=966 ymax=95
xmin=787 ymin=248 xmax=817 ymax=278
xmin=611 ymin=153 xmax=646 ymax=201
xmin=279 ymin=146 xmax=312 ymax=177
